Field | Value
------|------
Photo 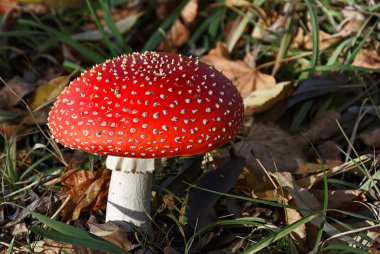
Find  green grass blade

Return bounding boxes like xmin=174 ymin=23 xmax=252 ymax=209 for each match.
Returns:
xmin=99 ymin=0 xmax=132 ymax=53
xmin=242 ymin=212 xmax=320 ymax=253
xmin=320 ymin=243 xmax=369 ymax=254
xmin=186 ymin=183 xmax=312 ymax=212
xmin=6 ymin=237 xmax=15 ymax=254
xmin=142 ymin=0 xmax=189 ymax=51
xmin=346 ymin=18 xmax=378 ymax=64
xmin=305 ymin=0 xmax=319 ymax=70
xmin=186 ymin=218 xmax=267 ymax=253
xmin=227 ymin=10 xmax=254 ymax=52
xmin=85 ymin=0 xmax=119 ymax=56
xmin=30 ymin=227 xmax=128 ymax=254
xmin=327 ymin=37 xmax=354 ymax=65
xmin=18 ymin=19 xmax=106 ymax=63
xmin=307 ymin=64 xmax=380 ymax=73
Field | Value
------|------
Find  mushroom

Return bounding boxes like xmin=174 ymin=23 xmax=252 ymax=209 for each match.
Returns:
xmin=48 ymin=52 xmax=244 ymax=232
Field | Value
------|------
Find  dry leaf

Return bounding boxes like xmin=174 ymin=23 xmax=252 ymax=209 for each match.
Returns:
xmin=87 ymin=216 xmax=132 ymax=251
xmin=244 ymin=81 xmax=293 ymax=114
xmin=201 ymin=42 xmax=276 ymax=97
xmin=29 ymin=75 xmax=70 ymax=110
xmin=33 ymin=239 xmax=84 ymax=253
xmin=170 ymin=19 xmax=190 ymax=47
xmin=314 ymin=141 xmax=342 ymax=164
xmin=296 ymin=154 xmax=373 ymax=189
xmin=360 ymin=128 xmax=380 ymax=147
xmin=285 ymin=207 xmax=307 ymax=250
xmin=274 ymin=172 xmax=360 ymax=246
xmin=0 ymin=76 xmax=36 ymax=109
xmin=303 ymin=110 xmax=341 ymax=142
xmin=236 ymin=123 xmax=307 ymax=178
xmin=180 ymin=0 xmax=197 ymax=25
xmin=353 ymin=49 xmax=380 ymax=69
xmin=0 ymin=0 xmax=17 ymax=14
xmin=310 ymin=189 xmax=366 ymax=212
xmin=60 ymin=165 xmax=110 ymax=221
xmin=303 ymin=29 xmax=342 ymax=51
xmin=44 ymin=0 xmax=85 ymax=9
xmin=336 ymin=6 xmax=365 ymax=38
xmin=0 ymin=125 xmax=19 ymax=138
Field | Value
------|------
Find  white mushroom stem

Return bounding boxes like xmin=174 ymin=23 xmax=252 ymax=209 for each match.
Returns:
xmin=105 ymin=156 xmax=155 ymax=232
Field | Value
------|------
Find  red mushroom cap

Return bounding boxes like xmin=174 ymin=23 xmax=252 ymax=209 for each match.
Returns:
xmin=48 ymin=52 xmax=244 ymax=158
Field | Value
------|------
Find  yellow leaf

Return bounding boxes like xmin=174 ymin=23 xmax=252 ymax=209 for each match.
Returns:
xmin=243 ymin=81 xmax=293 ymax=114
xmin=29 ymin=75 xmax=69 ymax=110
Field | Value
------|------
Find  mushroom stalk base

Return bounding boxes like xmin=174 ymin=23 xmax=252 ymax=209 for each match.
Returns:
xmin=106 ymin=170 xmax=152 ymax=232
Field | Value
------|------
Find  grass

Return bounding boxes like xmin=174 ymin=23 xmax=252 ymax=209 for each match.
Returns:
xmin=0 ymin=0 xmax=380 ymax=253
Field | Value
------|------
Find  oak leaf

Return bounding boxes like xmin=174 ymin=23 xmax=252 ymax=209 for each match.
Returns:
xmin=201 ymin=42 xmax=276 ymax=98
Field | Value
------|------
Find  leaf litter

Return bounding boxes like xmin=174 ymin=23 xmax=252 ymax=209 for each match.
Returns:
xmin=1 ymin=1 xmax=380 ymax=253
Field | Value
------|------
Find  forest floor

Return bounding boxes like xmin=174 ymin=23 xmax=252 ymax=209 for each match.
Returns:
xmin=0 ymin=0 xmax=380 ymax=253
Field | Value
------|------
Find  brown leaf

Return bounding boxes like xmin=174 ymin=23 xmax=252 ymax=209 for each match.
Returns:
xmin=285 ymin=207 xmax=307 ymax=250
xmin=87 ymin=216 xmax=132 ymax=252
xmin=303 ymin=29 xmax=342 ymax=51
xmin=0 ymin=125 xmax=19 ymax=138
xmin=170 ymin=19 xmax=190 ymax=47
xmin=353 ymin=49 xmax=380 ymax=69
xmin=32 ymin=239 xmax=98 ymax=254
xmin=360 ymin=128 xmax=380 ymax=148
xmin=201 ymin=42 xmax=276 ymax=97
xmin=310 ymin=189 xmax=366 ymax=212
xmin=0 ymin=76 xmax=36 ymax=109
xmin=296 ymin=154 xmax=373 ymax=189
xmin=60 ymin=165 xmax=110 ymax=221
xmin=180 ymin=0 xmax=197 ymax=25
xmin=236 ymin=123 xmax=307 ymax=178
xmin=336 ymin=6 xmax=365 ymax=38
xmin=303 ymin=110 xmax=341 ymax=142
xmin=313 ymin=141 xmax=342 ymax=165
xmin=0 ymin=0 xmax=17 ymax=14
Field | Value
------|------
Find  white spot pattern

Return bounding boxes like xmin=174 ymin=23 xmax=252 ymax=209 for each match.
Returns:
xmin=47 ymin=52 xmax=244 ymax=158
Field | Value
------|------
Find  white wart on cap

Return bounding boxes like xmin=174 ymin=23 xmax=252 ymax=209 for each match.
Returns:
xmin=48 ymin=52 xmax=244 ymax=158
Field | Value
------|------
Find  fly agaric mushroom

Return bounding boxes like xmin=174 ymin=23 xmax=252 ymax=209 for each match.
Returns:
xmin=48 ymin=52 xmax=244 ymax=231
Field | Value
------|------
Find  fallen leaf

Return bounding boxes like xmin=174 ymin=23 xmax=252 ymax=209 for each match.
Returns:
xmin=0 ymin=125 xmax=19 ymax=138
xmin=169 ymin=19 xmax=190 ymax=47
xmin=0 ymin=76 xmax=36 ymax=109
xmin=164 ymin=246 xmax=181 ymax=254
xmin=87 ymin=216 xmax=132 ymax=252
xmin=353 ymin=49 xmax=380 ymax=70
xmin=274 ymin=172 xmax=362 ymax=246
xmin=329 ymin=220 xmax=380 ymax=249
xmin=0 ymin=0 xmax=17 ymax=14
xmin=296 ymin=154 xmax=373 ymax=189
xmin=308 ymin=141 xmax=342 ymax=165
xmin=303 ymin=30 xmax=341 ymax=51
xmin=180 ymin=0 xmax=197 ymax=25
xmin=32 ymin=239 xmax=90 ymax=253
xmin=285 ymin=207 xmax=307 ymax=251
xmin=60 ymin=165 xmax=110 ymax=221
xmin=243 ymin=81 xmax=293 ymax=114
xmin=201 ymin=42 xmax=276 ymax=97
xmin=44 ymin=0 xmax=85 ymax=9
xmin=72 ymin=12 xmax=142 ymax=41
xmin=287 ymin=78 xmax=345 ymax=108
xmin=336 ymin=6 xmax=365 ymax=38
xmin=303 ymin=110 xmax=341 ymax=142
xmin=360 ymin=128 xmax=380 ymax=147
xmin=310 ymin=189 xmax=366 ymax=213
xmin=236 ymin=123 xmax=307 ymax=178
xmin=186 ymin=154 xmax=246 ymax=228
xmin=29 ymin=75 xmax=70 ymax=110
